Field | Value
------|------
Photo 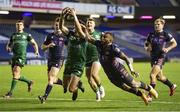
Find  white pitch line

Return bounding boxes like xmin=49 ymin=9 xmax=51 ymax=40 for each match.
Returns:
xmin=0 ymin=97 xmax=180 ymax=105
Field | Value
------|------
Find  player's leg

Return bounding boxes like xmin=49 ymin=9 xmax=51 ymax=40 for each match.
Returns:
xmin=91 ymin=61 xmax=105 ymax=98
xmin=63 ymin=75 xmax=71 ymax=93
xmin=112 ymin=80 xmax=149 ymax=105
xmin=157 ymin=70 xmax=177 ymax=96
xmin=14 ymin=59 xmax=34 ymax=92
xmin=86 ymin=68 xmax=100 ymax=101
xmin=150 ymin=65 xmax=161 ymax=88
xmin=69 ymin=74 xmax=80 ymax=101
xmin=53 ymin=60 xmax=64 ymax=86
xmin=4 ymin=65 xmax=21 ymax=98
xmin=119 ymin=68 xmax=158 ymax=99
xmin=39 ymin=67 xmax=59 ymax=103
xmin=63 ymin=64 xmax=72 ymax=93
xmin=86 ymin=67 xmax=97 ymax=92
xmin=129 ymin=79 xmax=158 ymax=99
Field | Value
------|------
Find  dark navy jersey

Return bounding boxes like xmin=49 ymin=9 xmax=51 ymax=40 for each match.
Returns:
xmin=147 ymin=31 xmax=173 ymax=58
xmin=94 ymin=41 xmax=125 ymax=80
xmin=94 ymin=41 xmax=123 ymax=63
xmin=43 ymin=32 xmax=66 ymax=60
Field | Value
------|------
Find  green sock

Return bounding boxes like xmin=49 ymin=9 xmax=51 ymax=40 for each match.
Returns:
xmin=9 ymin=78 xmax=18 ymax=93
xmin=18 ymin=76 xmax=31 ymax=84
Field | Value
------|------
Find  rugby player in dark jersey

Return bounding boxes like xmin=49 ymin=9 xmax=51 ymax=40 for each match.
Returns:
xmin=4 ymin=20 xmax=39 ymax=98
xmin=38 ymin=18 xmax=66 ymax=104
xmin=60 ymin=7 xmax=86 ymax=101
xmin=144 ymin=17 xmax=177 ymax=101
xmin=82 ymin=29 xmax=158 ymax=105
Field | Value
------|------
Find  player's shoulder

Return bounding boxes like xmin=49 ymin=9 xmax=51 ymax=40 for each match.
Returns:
xmin=11 ymin=32 xmax=17 ymax=36
xmin=21 ymin=32 xmax=32 ymax=37
xmin=112 ymin=43 xmax=121 ymax=52
xmin=47 ymin=32 xmax=54 ymax=37
xmin=94 ymin=30 xmax=102 ymax=34
xmin=147 ymin=32 xmax=155 ymax=37
xmin=163 ymin=31 xmax=173 ymax=38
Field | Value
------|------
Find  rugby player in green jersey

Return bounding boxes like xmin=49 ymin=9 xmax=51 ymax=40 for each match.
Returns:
xmin=4 ymin=20 xmax=39 ymax=98
xmin=85 ymin=18 xmax=105 ymax=101
xmin=60 ymin=7 xmax=86 ymax=101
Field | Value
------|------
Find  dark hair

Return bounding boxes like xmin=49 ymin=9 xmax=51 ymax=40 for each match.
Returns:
xmin=16 ymin=20 xmax=24 ymax=23
xmin=103 ymin=32 xmax=113 ymax=42
xmin=154 ymin=17 xmax=165 ymax=25
xmin=87 ymin=18 xmax=95 ymax=22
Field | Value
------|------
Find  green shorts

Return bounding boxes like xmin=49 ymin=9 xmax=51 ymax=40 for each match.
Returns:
xmin=85 ymin=57 xmax=99 ymax=67
xmin=11 ymin=57 xmax=25 ymax=68
xmin=63 ymin=62 xmax=85 ymax=77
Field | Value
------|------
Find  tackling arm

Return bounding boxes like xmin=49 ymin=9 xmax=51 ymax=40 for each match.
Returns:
xmin=119 ymin=52 xmax=139 ymax=77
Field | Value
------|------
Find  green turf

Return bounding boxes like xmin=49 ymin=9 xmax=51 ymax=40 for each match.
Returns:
xmin=0 ymin=62 xmax=180 ymax=111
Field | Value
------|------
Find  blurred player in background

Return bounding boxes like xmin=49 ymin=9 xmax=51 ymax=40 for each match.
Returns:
xmin=4 ymin=20 xmax=39 ymax=98
xmin=85 ymin=18 xmax=105 ymax=101
xmin=144 ymin=17 xmax=177 ymax=101
xmin=38 ymin=17 xmax=66 ymax=104
xmin=83 ymin=30 xmax=158 ymax=105
xmin=59 ymin=7 xmax=85 ymax=101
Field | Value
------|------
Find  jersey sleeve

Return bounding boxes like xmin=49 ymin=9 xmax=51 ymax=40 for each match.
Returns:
xmin=113 ymin=45 xmax=123 ymax=57
xmin=8 ymin=35 xmax=13 ymax=47
xmin=43 ymin=34 xmax=51 ymax=45
xmin=146 ymin=33 xmax=151 ymax=43
xmin=166 ymin=33 xmax=173 ymax=42
xmin=94 ymin=40 xmax=101 ymax=47
xmin=27 ymin=33 xmax=33 ymax=41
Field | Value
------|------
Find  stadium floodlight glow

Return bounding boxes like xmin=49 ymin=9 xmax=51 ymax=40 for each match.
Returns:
xmin=105 ymin=15 xmax=115 ymax=19
xmin=140 ymin=16 xmax=153 ymax=19
xmin=123 ymin=15 xmax=134 ymax=19
xmin=163 ymin=15 xmax=176 ymax=19
xmin=0 ymin=11 xmax=9 ymax=14
xmin=90 ymin=14 xmax=100 ymax=18
xmin=23 ymin=12 xmax=33 ymax=17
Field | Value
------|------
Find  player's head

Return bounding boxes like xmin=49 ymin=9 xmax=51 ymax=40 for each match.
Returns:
xmin=54 ymin=17 xmax=61 ymax=32
xmin=101 ymin=32 xmax=113 ymax=45
xmin=86 ymin=18 xmax=95 ymax=32
xmin=154 ymin=17 xmax=165 ymax=32
xmin=16 ymin=20 xmax=24 ymax=32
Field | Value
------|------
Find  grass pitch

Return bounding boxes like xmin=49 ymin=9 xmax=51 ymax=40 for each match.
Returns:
xmin=0 ymin=62 xmax=180 ymax=111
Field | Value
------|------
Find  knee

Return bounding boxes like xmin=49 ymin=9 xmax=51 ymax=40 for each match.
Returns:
xmin=130 ymin=81 xmax=139 ymax=88
xmin=48 ymin=75 xmax=55 ymax=85
xmin=121 ymin=85 xmax=129 ymax=91
xmin=150 ymin=73 xmax=156 ymax=80
xmin=69 ymin=87 xmax=76 ymax=93
xmin=157 ymin=75 xmax=166 ymax=81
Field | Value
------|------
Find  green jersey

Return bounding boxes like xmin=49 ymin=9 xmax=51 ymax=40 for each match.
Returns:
xmin=86 ymin=30 xmax=101 ymax=66
xmin=10 ymin=32 xmax=33 ymax=60
xmin=64 ymin=31 xmax=87 ymax=77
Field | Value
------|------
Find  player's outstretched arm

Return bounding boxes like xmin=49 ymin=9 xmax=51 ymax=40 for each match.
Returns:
xmin=81 ymin=24 xmax=95 ymax=43
xmin=119 ymin=52 xmax=139 ymax=77
xmin=59 ymin=7 xmax=70 ymax=35
xmin=70 ymin=8 xmax=86 ymax=38
xmin=30 ymin=39 xmax=39 ymax=57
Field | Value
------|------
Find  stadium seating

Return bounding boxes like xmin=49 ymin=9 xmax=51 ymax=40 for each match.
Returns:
xmin=136 ymin=0 xmax=173 ymax=6
xmin=0 ymin=24 xmax=180 ymax=61
xmin=97 ymin=24 xmax=180 ymax=59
